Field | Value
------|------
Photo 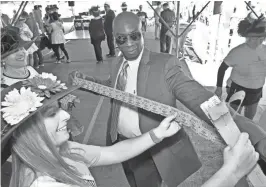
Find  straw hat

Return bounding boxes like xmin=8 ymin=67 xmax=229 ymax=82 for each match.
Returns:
xmin=1 ymin=73 xmax=81 ymax=163
xmin=1 ymin=26 xmax=35 ymax=60
xmin=242 ymin=12 xmax=266 ymax=37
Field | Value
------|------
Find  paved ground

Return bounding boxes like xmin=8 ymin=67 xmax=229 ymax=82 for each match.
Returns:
xmin=2 ymin=25 xmax=266 ymax=186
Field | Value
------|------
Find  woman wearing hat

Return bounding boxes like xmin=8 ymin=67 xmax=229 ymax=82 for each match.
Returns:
xmin=15 ymin=11 xmax=39 ymax=67
xmin=215 ymin=13 xmax=266 ymax=120
xmin=1 ymin=73 xmax=260 ymax=187
xmin=1 ymin=72 xmax=180 ymax=186
xmin=1 ymin=26 xmax=39 ymax=90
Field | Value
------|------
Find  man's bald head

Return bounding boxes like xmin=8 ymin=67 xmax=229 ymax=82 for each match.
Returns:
xmin=113 ymin=12 xmax=141 ymax=35
xmin=112 ymin=12 xmax=144 ymax=61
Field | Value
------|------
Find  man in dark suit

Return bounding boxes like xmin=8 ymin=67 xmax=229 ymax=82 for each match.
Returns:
xmin=160 ymin=3 xmax=175 ymax=53
xmin=104 ymin=2 xmax=116 ymax=57
xmin=69 ymin=12 xmax=266 ymax=187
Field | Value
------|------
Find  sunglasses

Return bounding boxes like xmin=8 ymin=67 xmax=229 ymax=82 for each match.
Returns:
xmin=115 ymin=31 xmax=142 ymax=45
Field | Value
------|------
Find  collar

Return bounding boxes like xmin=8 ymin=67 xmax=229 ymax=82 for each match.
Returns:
xmin=93 ymin=16 xmax=102 ymax=20
xmin=124 ymin=47 xmax=144 ymax=68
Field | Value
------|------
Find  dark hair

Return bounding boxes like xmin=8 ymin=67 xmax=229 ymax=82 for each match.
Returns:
xmin=52 ymin=12 xmax=60 ymax=21
xmin=237 ymin=19 xmax=265 ymax=37
xmin=163 ymin=3 xmax=168 ymax=7
xmin=157 ymin=2 xmax=161 ymax=6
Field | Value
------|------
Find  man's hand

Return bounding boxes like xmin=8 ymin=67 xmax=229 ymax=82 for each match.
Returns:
xmin=68 ymin=71 xmax=95 ymax=86
xmin=153 ymin=113 xmax=181 ymax=141
xmin=214 ymin=87 xmax=223 ymax=98
xmin=222 ymin=133 xmax=259 ymax=182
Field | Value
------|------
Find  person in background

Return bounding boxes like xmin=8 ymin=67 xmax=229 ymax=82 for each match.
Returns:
xmin=50 ymin=12 xmax=70 ymax=64
xmin=15 ymin=11 xmax=38 ymax=67
xmin=160 ymin=3 xmax=175 ymax=53
xmin=154 ymin=2 xmax=162 ymax=40
xmin=43 ymin=6 xmax=54 ymax=44
xmin=215 ymin=13 xmax=266 ymax=120
xmin=53 ymin=4 xmax=59 ymax=13
xmin=33 ymin=5 xmax=44 ymax=34
xmin=25 ymin=12 xmax=44 ymax=69
xmin=1 ymin=26 xmax=39 ymax=90
xmin=89 ymin=6 xmax=105 ymax=64
xmin=137 ymin=5 xmax=148 ymax=34
xmin=104 ymin=2 xmax=116 ymax=58
xmin=121 ymin=2 xmax=128 ymax=12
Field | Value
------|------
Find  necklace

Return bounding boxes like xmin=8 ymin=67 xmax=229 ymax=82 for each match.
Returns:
xmin=3 ymin=66 xmax=30 ymax=79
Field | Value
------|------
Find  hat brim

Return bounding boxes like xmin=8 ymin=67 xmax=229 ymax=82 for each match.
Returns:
xmin=1 ymin=40 xmax=36 ymax=60
xmin=243 ymin=32 xmax=266 ymax=37
xmin=1 ymin=81 xmax=81 ymax=152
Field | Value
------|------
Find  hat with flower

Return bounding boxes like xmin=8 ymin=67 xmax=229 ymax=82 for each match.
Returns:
xmin=1 ymin=25 xmax=35 ymax=60
xmin=1 ymin=73 xmax=81 ymax=163
xmin=238 ymin=12 xmax=266 ymax=37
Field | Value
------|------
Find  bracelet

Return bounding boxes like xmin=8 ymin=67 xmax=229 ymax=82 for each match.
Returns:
xmin=149 ymin=130 xmax=162 ymax=144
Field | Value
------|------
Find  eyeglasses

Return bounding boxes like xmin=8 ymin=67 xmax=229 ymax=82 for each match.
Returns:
xmin=115 ymin=31 xmax=142 ymax=45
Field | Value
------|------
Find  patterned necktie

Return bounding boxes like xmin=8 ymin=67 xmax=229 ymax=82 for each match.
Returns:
xmin=110 ymin=61 xmax=129 ymax=143
xmin=116 ymin=61 xmax=129 ymax=91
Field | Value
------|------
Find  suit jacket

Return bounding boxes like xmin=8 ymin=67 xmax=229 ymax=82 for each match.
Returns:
xmin=160 ymin=8 xmax=175 ymax=33
xmin=104 ymin=9 xmax=115 ymax=35
xmin=102 ymin=48 xmax=266 ymax=187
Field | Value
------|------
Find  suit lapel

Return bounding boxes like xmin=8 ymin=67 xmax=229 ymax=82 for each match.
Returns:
xmin=137 ymin=48 xmax=151 ymax=97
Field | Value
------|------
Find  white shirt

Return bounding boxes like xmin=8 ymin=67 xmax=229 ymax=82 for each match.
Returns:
xmin=2 ymin=66 xmax=39 ymax=87
xmin=116 ymin=49 xmax=144 ymax=138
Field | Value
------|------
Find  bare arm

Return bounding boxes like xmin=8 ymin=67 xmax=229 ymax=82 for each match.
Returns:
xmin=202 ymin=165 xmax=238 ymax=187
xmin=96 ymin=131 xmax=156 ymax=166
xmin=96 ymin=114 xmax=179 ymax=166
xmin=69 ymin=115 xmax=180 ymax=167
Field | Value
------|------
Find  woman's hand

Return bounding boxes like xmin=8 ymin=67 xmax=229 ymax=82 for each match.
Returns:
xmin=153 ymin=113 xmax=181 ymax=141
xmin=215 ymin=87 xmax=223 ymax=98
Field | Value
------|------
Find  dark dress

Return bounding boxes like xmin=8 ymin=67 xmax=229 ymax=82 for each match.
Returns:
xmin=89 ymin=17 xmax=105 ymax=61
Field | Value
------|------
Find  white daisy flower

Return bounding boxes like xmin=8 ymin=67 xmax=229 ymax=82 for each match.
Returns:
xmin=1 ymin=87 xmax=44 ymax=125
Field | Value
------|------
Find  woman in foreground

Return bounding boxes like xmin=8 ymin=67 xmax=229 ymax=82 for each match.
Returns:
xmin=1 ymin=74 xmax=258 ymax=187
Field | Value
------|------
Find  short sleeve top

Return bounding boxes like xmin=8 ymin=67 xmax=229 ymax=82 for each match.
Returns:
xmin=224 ymin=43 xmax=266 ymax=89
xmin=30 ymin=141 xmax=102 ymax=187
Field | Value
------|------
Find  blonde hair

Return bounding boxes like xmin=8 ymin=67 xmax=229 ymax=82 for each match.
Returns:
xmin=9 ymin=103 xmax=88 ymax=187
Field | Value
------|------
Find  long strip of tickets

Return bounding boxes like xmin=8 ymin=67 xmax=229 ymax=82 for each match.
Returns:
xmin=201 ymin=96 xmax=266 ymax=186
xmin=73 ymin=77 xmax=266 ymax=186
xmin=73 ymin=77 xmax=223 ymax=145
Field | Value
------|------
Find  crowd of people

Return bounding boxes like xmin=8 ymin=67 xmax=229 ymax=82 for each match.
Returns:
xmin=1 ymin=1 xmax=266 ymax=187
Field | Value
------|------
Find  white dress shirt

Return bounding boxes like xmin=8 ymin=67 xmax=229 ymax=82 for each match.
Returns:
xmin=116 ymin=49 xmax=144 ymax=138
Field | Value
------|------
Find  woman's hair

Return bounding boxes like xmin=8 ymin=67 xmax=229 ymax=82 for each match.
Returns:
xmin=52 ymin=12 xmax=60 ymax=21
xmin=237 ymin=18 xmax=265 ymax=37
xmin=9 ymin=102 xmax=88 ymax=187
